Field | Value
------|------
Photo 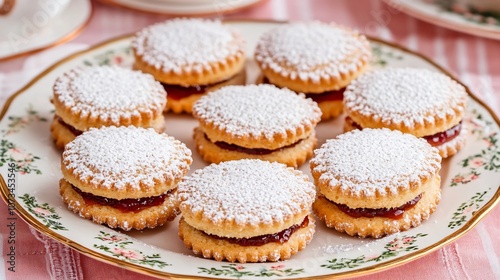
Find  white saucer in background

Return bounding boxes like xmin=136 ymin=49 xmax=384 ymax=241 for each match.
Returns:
xmin=384 ymin=0 xmax=500 ymax=40
xmin=98 ymin=0 xmax=264 ymax=16
xmin=0 ymin=0 xmax=92 ymax=60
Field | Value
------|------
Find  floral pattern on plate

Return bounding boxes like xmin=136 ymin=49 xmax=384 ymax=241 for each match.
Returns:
xmin=0 ymin=22 xmax=499 ymax=279
xmin=199 ymin=264 xmax=305 ymax=278
xmin=94 ymin=231 xmax=170 ymax=269
xmin=322 ymin=233 xmax=428 ymax=270
xmin=451 ymin=110 xmax=499 ymax=187
xmin=19 ymin=194 xmax=67 ymax=230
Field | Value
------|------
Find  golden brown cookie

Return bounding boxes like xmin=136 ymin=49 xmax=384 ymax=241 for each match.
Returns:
xmin=165 ymin=70 xmax=246 ymax=114
xmin=177 ymin=159 xmax=316 ymax=262
xmin=51 ymin=66 xmax=166 ymax=148
xmin=60 ymin=126 xmax=192 ymax=230
xmin=255 ymin=22 xmax=371 ymax=120
xmin=192 ymin=84 xmax=322 ymax=168
xmin=132 ymin=18 xmax=246 ymax=113
xmin=343 ymin=67 xmax=468 ymax=158
xmin=193 ymin=127 xmax=317 ymax=168
xmin=310 ymin=128 xmax=442 ymax=238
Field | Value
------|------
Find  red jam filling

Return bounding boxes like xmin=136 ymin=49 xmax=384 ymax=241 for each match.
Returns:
xmin=345 ymin=116 xmax=462 ymax=146
xmin=423 ymin=121 xmax=462 ymax=147
xmin=208 ymin=216 xmax=309 ymax=246
xmin=72 ymin=185 xmax=169 ymax=213
xmin=57 ymin=116 xmax=83 ymax=136
xmin=344 ymin=116 xmax=363 ymax=130
xmin=161 ymin=83 xmax=210 ymax=101
xmin=205 ymin=133 xmax=303 ymax=155
xmin=161 ymin=77 xmax=231 ymax=101
xmin=262 ymin=77 xmax=345 ymax=102
xmin=332 ymin=194 xmax=422 ymax=220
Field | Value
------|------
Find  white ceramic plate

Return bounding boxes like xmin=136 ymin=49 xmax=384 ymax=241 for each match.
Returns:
xmin=384 ymin=0 xmax=500 ymax=40
xmin=1 ymin=21 xmax=499 ymax=279
xmin=98 ymin=0 xmax=264 ymax=16
xmin=0 ymin=0 xmax=92 ymax=61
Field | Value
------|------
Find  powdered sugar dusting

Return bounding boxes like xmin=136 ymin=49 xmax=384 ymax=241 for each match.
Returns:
xmin=193 ymin=84 xmax=321 ymax=139
xmin=54 ymin=66 xmax=166 ymax=124
xmin=255 ymin=22 xmax=371 ymax=82
xmin=178 ymin=159 xmax=316 ymax=225
xmin=132 ymin=18 xmax=244 ymax=73
xmin=344 ymin=68 xmax=467 ymax=127
xmin=63 ymin=126 xmax=192 ymax=190
xmin=311 ymin=129 xmax=441 ymax=197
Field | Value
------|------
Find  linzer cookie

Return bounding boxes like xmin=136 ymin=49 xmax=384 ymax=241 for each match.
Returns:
xmin=59 ymin=126 xmax=192 ymax=231
xmin=192 ymin=84 xmax=322 ymax=168
xmin=177 ymin=159 xmax=316 ymax=263
xmin=343 ymin=67 xmax=468 ymax=158
xmin=311 ymin=128 xmax=442 ymax=238
xmin=132 ymin=18 xmax=246 ymax=114
xmin=51 ymin=66 xmax=166 ymax=148
xmin=255 ymin=21 xmax=371 ymax=120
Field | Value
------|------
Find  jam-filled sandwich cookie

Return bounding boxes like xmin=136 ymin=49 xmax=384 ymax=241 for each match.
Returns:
xmin=59 ymin=126 xmax=192 ymax=231
xmin=255 ymin=21 xmax=371 ymax=120
xmin=177 ymin=159 xmax=316 ymax=263
xmin=132 ymin=18 xmax=246 ymax=114
xmin=192 ymin=84 xmax=322 ymax=168
xmin=311 ymin=128 xmax=442 ymax=238
xmin=343 ymin=67 xmax=468 ymax=158
xmin=51 ymin=66 xmax=166 ymax=148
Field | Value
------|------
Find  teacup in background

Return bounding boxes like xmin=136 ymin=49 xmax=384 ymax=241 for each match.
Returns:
xmin=0 ymin=0 xmax=71 ymax=52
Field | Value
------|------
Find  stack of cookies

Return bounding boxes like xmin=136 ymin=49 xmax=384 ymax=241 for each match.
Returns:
xmin=310 ymin=128 xmax=442 ymax=238
xmin=255 ymin=21 xmax=371 ymax=120
xmin=59 ymin=126 xmax=192 ymax=231
xmin=50 ymin=18 xmax=469 ymax=264
xmin=192 ymin=84 xmax=321 ymax=168
xmin=51 ymin=66 xmax=166 ymax=148
xmin=177 ymin=159 xmax=316 ymax=263
xmin=343 ymin=67 xmax=468 ymax=158
xmin=132 ymin=18 xmax=246 ymax=113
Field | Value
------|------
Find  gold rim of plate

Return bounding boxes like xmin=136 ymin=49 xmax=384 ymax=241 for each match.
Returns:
xmin=0 ymin=19 xmax=499 ymax=280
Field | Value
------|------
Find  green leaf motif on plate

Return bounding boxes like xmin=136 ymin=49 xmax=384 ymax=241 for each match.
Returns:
xmin=448 ymin=190 xmax=489 ymax=229
xmin=371 ymin=43 xmax=404 ymax=67
xmin=198 ymin=264 xmax=304 ymax=279
xmin=450 ymin=111 xmax=499 ymax=187
xmin=19 ymin=194 xmax=67 ymax=231
xmin=83 ymin=47 xmax=132 ymax=66
xmin=2 ymin=104 xmax=48 ymax=136
xmin=0 ymin=140 xmax=42 ymax=175
xmin=322 ymin=233 xmax=427 ymax=270
xmin=94 ymin=231 xmax=170 ymax=269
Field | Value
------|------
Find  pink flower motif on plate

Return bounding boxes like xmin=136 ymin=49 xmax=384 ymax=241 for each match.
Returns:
xmin=364 ymin=254 xmax=379 ymax=261
xmin=471 ymin=158 xmax=485 ymax=167
xmin=465 ymin=173 xmax=479 ymax=182
xmin=402 ymin=237 xmax=414 ymax=244
xmin=121 ymin=249 xmax=145 ymax=261
xmin=33 ymin=207 xmax=51 ymax=216
xmin=452 ymin=176 xmax=465 ymax=184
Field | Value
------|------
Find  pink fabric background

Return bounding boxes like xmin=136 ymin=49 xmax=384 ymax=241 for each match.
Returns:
xmin=1 ymin=0 xmax=499 ymax=279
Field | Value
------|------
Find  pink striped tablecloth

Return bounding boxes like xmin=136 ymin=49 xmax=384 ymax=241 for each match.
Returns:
xmin=1 ymin=0 xmax=499 ymax=279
